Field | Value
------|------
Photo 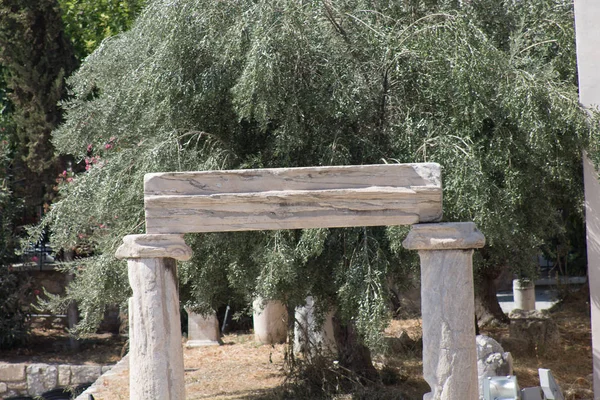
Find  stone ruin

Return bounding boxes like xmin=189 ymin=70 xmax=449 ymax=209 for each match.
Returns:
xmin=115 ymin=163 xmax=485 ymax=399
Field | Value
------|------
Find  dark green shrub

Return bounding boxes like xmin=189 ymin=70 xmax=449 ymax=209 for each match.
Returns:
xmin=0 ymin=265 xmax=30 ymax=349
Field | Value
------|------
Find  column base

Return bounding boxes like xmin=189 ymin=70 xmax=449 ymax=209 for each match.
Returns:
xmin=186 ymin=340 xmax=221 ymax=347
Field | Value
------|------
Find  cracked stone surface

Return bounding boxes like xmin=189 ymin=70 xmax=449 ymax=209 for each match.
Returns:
xmin=127 ymin=257 xmax=185 ymax=400
xmin=419 ymin=250 xmax=479 ymax=400
xmin=293 ymin=296 xmax=337 ymax=356
xmin=404 ymin=222 xmax=484 ymax=400
xmin=476 ymin=335 xmax=513 ymax=399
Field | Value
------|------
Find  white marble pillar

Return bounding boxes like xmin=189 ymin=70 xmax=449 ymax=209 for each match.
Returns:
xmin=403 ymin=222 xmax=485 ymax=400
xmin=293 ymin=296 xmax=337 ymax=356
xmin=116 ymin=234 xmax=192 ymax=400
xmin=573 ymin=3 xmax=600 ymax=396
xmin=513 ymin=279 xmax=535 ymax=311
xmin=253 ymin=298 xmax=288 ymax=344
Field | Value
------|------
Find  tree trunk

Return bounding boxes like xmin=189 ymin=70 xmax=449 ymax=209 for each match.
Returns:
xmin=474 ymin=267 xmax=509 ymax=326
xmin=64 ymin=250 xmax=80 ymax=351
xmin=331 ymin=311 xmax=378 ymax=382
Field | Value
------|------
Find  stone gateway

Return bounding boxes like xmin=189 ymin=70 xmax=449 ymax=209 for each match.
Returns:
xmin=116 ymin=163 xmax=484 ymax=400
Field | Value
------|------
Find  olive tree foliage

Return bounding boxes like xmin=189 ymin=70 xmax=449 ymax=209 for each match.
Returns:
xmin=40 ymin=0 xmax=599 ymax=342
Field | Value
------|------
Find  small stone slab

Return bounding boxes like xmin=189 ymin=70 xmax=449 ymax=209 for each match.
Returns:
xmin=115 ymin=234 xmax=192 ymax=260
xmin=0 ymin=363 xmax=26 ymax=381
xmin=539 ymin=368 xmax=565 ymax=400
xmin=58 ymin=365 xmax=71 ymax=386
xmin=143 ymin=164 xmax=442 ymax=234
xmin=186 ymin=310 xmax=221 ymax=347
xmin=70 ymin=365 xmax=102 ymax=385
xmin=403 ymin=222 xmax=486 ymax=250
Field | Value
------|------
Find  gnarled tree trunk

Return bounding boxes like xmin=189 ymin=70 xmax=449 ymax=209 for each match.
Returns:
xmin=331 ymin=311 xmax=378 ymax=382
xmin=475 ymin=266 xmax=509 ymax=326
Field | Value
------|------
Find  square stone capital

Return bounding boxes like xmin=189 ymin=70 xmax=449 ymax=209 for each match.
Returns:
xmin=402 ymin=222 xmax=485 ymax=250
xmin=115 ymin=234 xmax=193 ymax=261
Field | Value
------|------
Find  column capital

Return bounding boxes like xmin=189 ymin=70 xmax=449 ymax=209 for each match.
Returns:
xmin=403 ymin=222 xmax=485 ymax=251
xmin=116 ymin=234 xmax=193 ymax=261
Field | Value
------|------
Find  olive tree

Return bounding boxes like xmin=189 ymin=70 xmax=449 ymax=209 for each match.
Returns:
xmin=39 ymin=0 xmax=599 ymax=375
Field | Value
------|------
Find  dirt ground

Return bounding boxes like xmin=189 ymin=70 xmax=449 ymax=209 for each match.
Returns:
xmin=0 ymin=330 xmax=126 ymax=365
xmin=0 ymin=288 xmax=594 ymax=400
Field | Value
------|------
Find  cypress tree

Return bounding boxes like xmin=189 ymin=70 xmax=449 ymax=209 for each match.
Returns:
xmin=0 ymin=0 xmax=77 ymax=221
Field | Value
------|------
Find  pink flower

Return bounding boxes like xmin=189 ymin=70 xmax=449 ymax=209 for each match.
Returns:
xmin=33 ymin=289 xmax=41 ymax=296
xmin=66 ymin=177 xmax=73 ymax=183
xmin=31 ymin=256 xmax=39 ymax=262
xmin=105 ymin=143 xmax=113 ymax=150
xmin=62 ymin=170 xmax=67 ymax=177
xmin=99 ymin=224 xmax=106 ymax=229
xmin=87 ymin=144 xmax=93 ymax=152
xmin=109 ymin=136 xmax=116 ymax=142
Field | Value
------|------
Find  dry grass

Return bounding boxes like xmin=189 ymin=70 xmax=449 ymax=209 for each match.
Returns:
xmin=2 ymin=289 xmax=593 ymax=399
xmin=481 ymin=288 xmax=593 ymax=399
xmin=184 ymin=334 xmax=286 ymax=399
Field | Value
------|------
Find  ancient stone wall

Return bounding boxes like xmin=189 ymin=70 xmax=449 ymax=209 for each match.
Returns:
xmin=0 ymin=362 xmax=112 ymax=398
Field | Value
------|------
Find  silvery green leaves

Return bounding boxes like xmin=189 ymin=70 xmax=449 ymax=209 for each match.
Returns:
xmin=45 ymin=0 xmax=599 ymax=342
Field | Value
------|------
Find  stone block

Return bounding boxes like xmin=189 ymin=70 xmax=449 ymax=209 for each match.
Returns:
xmin=27 ymin=364 xmax=58 ymax=396
xmin=476 ymin=335 xmax=513 ymax=400
xmin=0 ymin=382 xmax=7 ymax=393
xmin=0 ymin=363 xmax=26 ymax=381
xmin=499 ymin=337 xmax=529 ymax=354
xmin=58 ymin=365 xmax=71 ymax=386
xmin=70 ymin=365 xmax=102 ymax=385
xmin=7 ymin=381 xmax=27 ymax=390
xmin=101 ymin=365 xmax=113 ymax=374
xmin=5 ymin=389 xmax=23 ymax=398
xmin=509 ymin=309 xmax=560 ymax=352
xmin=186 ymin=309 xmax=221 ymax=347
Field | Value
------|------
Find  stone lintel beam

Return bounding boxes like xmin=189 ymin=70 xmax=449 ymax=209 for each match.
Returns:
xmin=115 ymin=234 xmax=192 ymax=261
xmin=402 ymin=222 xmax=485 ymax=251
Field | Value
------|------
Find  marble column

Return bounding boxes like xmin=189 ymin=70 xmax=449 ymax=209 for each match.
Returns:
xmin=513 ymin=279 xmax=535 ymax=311
xmin=403 ymin=222 xmax=485 ymax=400
xmin=253 ymin=298 xmax=288 ymax=344
xmin=573 ymin=2 xmax=600 ymax=396
xmin=294 ymin=296 xmax=337 ymax=356
xmin=116 ymin=234 xmax=192 ymax=400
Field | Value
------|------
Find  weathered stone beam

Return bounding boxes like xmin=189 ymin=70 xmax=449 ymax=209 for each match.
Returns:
xmin=144 ymin=164 xmax=442 ymax=234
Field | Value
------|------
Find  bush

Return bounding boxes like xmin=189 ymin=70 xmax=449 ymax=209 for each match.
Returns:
xmin=0 ymin=130 xmax=29 ymax=349
xmin=0 ymin=265 xmax=30 ymax=349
